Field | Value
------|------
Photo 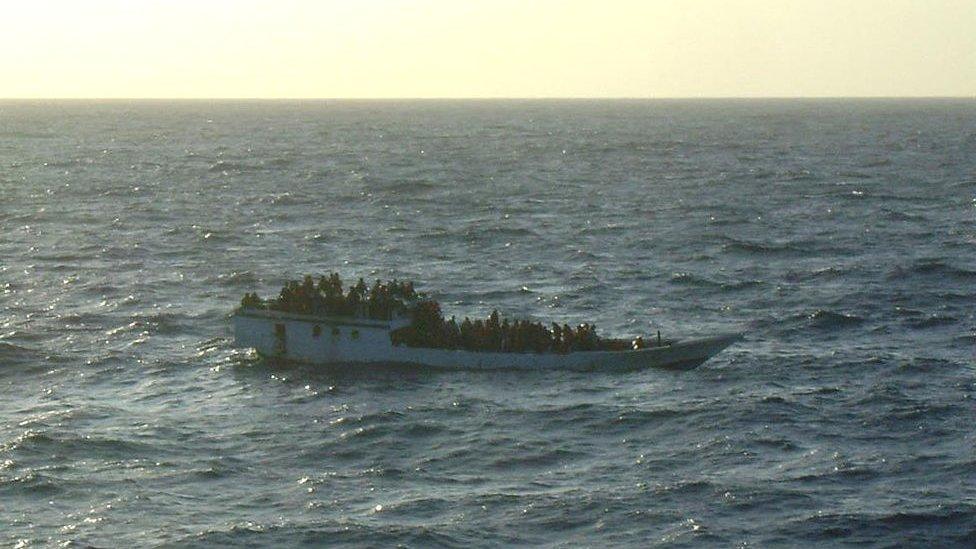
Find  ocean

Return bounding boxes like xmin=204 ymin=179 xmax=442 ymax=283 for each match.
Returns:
xmin=0 ymin=99 xmax=973 ymax=547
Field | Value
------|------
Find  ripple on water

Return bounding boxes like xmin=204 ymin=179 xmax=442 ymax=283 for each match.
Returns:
xmin=1 ymin=100 xmax=974 ymax=547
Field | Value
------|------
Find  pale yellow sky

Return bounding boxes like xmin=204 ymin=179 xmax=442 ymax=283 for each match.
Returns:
xmin=2 ymin=0 xmax=974 ymax=98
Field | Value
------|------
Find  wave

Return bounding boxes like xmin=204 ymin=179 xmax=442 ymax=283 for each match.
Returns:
xmin=881 ymin=208 xmax=926 ymax=222
xmin=749 ymin=309 xmax=858 ymax=333
xmin=650 ymin=479 xmax=716 ymax=497
xmin=41 ymin=159 xmax=84 ymax=168
xmin=0 ymin=342 xmax=42 ymax=362
xmin=668 ymin=272 xmax=764 ymax=293
xmin=60 ymin=311 xmax=115 ymax=326
xmin=464 ymin=226 xmax=538 ymax=240
xmin=725 ymin=279 xmax=764 ymax=291
xmin=947 ymin=177 xmax=976 ymax=189
xmin=211 ymin=271 xmax=259 ymax=288
xmin=892 ymin=307 xmax=961 ymax=329
xmin=783 ymin=266 xmax=848 ymax=282
xmin=0 ymin=470 xmax=65 ymax=496
xmin=415 ymin=226 xmax=456 ymax=242
xmin=497 ymin=403 xmax=687 ymax=435
xmin=669 ymin=272 xmax=721 ymax=288
xmin=0 ymin=341 xmax=68 ymax=369
xmin=377 ymin=495 xmax=463 ymax=519
xmin=207 ymin=160 xmax=264 ymax=173
xmin=895 ymin=357 xmax=957 ymax=373
xmin=750 ymin=437 xmax=800 ymax=451
xmin=330 ymin=410 xmax=409 ymax=433
xmin=884 ymin=401 xmax=957 ymax=424
xmin=953 ymin=332 xmax=975 ymax=345
xmin=579 ymin=223 xmax=633 ymax=235
xmin=31 ymin=252 xmax=89 ymax=263
xmin=719 ymin=236 xmax=826 ymax=257
xmin=784 ymin=169 xmax=817 ymax=181
xmin=489 ymin=446 xmax=583 ymax=469
xmin=0 ymin=130 xmax=56 ymax=139
xmin=806 ymin=309 xmax=865 ymax=330
xmin=889 ymin=259 xmax=976 ymax=281
xmin=188 ymin=457 xmax=249 ymax=480
xmin=3 ymin=430 xmax=160 ymax=460
xmin=790 ymin=504 xmax=976 ymax=545
xmin=862 ymin=157 xmax=892 ymax=168
xmin=399 ymin=421 xmax=450 ymax=438
xmin=265 ymin=192 xmax=312 ymax=206
xmin=264 ymin=157 xmax=293 ymax=167
xmin=905 ymin=314 xmax=958 ymax=329
xmin=836 ymin=170 xmax=874 ymax=180
xmin=792 ymin=465 xmax=881 ymax=483
xmin=611 ymin=407 xmax=685 ymax=424
xmin=138 ymin=312 xmax=196 ymax=335
xmin=179 ymin=522 xmax=472 ymax=548
xmin=372 ymin=179 xmax=443 ymax=194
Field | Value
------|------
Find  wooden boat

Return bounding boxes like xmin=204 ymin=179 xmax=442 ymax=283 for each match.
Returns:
xmin=232 ymin=308 xmax=741 ymax=371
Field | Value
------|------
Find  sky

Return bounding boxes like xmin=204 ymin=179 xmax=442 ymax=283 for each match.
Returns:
xmin=2 ymin=0 xmax=974 ymax=98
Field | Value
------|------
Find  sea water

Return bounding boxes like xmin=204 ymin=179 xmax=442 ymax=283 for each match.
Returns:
xmin=0 ymin=99 xmax=973 ymax=546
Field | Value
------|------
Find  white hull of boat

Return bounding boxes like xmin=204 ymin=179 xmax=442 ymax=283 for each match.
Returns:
xmin=232 ymin=309 xmax=741 ymax=372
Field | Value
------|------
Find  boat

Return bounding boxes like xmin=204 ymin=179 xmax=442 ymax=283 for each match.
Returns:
xmin=232 ymin=307 xmax=742 ymax=371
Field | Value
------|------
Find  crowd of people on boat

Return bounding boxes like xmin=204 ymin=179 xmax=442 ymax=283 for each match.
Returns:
xmin=240 ymin=273 xmax=416 ymax=320
xmin=391 ymin=301 xmax=634 ymax=353
xmin=240 ymin=274 xmax=650 ymax=353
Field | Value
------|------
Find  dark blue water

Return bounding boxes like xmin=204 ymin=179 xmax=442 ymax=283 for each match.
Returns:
xmin=0 ymin=99 xmax=974 ymax=547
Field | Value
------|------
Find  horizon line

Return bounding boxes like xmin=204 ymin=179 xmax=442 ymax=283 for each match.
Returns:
xmin=1 ymin=95 xmax=974 ymax=101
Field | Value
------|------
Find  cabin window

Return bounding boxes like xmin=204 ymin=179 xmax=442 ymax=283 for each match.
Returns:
xmin=351 ymin=329 xmax=360 ymax=340
xmin=331 ymin=327 xmax=341 ymax=337
xmin=312 ymin=325 xmax=322 ymax=338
